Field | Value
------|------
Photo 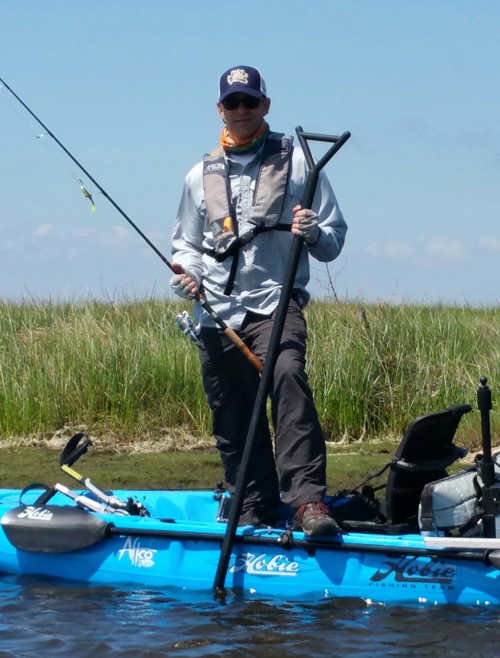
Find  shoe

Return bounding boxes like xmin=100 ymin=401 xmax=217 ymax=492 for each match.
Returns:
xmin=293 ymin=502 xmax=340 ymax=537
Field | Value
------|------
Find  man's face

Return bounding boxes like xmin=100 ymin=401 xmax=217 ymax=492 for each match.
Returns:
xmin=217 ymin=94 xmax=271 ymax=141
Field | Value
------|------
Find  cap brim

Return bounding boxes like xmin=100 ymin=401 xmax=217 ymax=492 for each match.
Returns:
xmin=219 ymin=84 xmax=265 ymax=102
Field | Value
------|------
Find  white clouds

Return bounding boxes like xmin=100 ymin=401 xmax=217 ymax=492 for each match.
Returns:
xmin=147 ymin=230 xmax=167 ymax=243
xmin=112 ymin=225 xmax=130 ymax=240
xmin=425 ymin=238 xmax=466 ymax=260
xmin=366 ymin=241 xmax=412 ymax=258
xmin=365 ymin=235 xmax=475 ymax=262
xmin=34 ymin=223 xmax=53 ymax=237
xmin=479 ymin=237 xmax=500 ymax=251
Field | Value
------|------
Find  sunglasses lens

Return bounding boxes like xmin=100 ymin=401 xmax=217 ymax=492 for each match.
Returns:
xmin=222 ymin=97 xmax=238 ymax=110
xmin=243 ymin=97 xmax=261 ymax=109
xmin=222 ymin=96 xmax=261 ymax=110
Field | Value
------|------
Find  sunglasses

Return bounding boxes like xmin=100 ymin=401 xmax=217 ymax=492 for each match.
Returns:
xmin=221 ymin=95 xmax=263 ymax=110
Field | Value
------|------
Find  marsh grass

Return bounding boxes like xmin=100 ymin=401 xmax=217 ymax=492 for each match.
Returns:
xmin=306 ymin=301 xmax=499 ymax=447
xmin=0 ymin=299 xmax=208 ymax=443
xmin=1 ymin=298 xmax=498 ymax=451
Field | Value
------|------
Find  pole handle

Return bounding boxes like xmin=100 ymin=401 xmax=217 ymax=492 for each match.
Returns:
xmin=296 ymin=127 xmax=351 ymax=207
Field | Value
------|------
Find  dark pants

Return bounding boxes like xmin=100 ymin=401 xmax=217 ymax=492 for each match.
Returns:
xmin=198 ymin=299 xmax=327 ymax=522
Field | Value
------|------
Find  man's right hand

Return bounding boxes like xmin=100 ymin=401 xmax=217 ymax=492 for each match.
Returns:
xmin=170 ymin=263 xmax=200 ymax=300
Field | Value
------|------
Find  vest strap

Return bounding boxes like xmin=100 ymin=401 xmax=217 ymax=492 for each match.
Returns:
xmin=202 ymin=133 xmax=293 ymax=295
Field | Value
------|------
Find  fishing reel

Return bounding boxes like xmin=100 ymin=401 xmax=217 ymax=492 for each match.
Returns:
xmin=175 ymin=311 xmax=204 ymax=349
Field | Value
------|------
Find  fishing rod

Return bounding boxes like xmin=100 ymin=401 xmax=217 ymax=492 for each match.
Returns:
xmin=0 ymin=75 xmax=263 ymax=373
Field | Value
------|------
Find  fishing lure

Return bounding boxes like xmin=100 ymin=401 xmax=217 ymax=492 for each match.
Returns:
xmin=76 ymin=176 xmax=96 ymax=211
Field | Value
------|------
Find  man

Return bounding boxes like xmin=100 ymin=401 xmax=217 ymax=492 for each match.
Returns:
xmin=170 ymin=65 xmax=347 ymax=536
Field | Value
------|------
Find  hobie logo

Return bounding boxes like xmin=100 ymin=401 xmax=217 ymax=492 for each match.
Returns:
xmin=17 ymin=506 xmax=53 ymax=521
xmin=230 ymin=553 xmax=299 ymax=577
xmin=118 ymin=536 xmax=157 ymax=568
xmin=370 ymin=556 xmax=455 ymax=585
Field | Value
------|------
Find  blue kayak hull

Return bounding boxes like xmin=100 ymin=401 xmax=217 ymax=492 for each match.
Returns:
xmin=1 ymin=488 xmax=499 ymax=606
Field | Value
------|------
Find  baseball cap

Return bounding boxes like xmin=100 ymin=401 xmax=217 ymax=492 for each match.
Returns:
xmin=218 ymin=66 xmax=267 ymax=102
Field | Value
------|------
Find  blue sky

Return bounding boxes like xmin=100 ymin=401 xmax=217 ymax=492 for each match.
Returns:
xmin=1 ymin=1 xmax=498 ymax=306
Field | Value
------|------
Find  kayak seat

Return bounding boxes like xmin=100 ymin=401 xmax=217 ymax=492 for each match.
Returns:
xmin=332 ymin=403 xmax=471 ymax=534
xmin=384 ymin=403 xmax=471 ymax=526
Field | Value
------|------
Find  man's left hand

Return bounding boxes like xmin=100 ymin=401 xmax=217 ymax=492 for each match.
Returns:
xmin=291 ymin=205 xmax=321 ymax=245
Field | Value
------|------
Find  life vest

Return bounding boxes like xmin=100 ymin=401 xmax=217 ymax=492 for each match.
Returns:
xmin=202 ymin=132 xmax=293 ymax=262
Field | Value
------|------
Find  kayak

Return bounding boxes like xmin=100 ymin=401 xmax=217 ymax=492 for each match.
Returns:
xmin=1 ymin=484 xmax=499 ymax=606
xmin=1 ymin=385 xmax=499 ymax=606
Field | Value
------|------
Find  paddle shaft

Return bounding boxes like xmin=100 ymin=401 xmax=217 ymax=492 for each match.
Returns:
xmin=0 ymin=76 xmax=263 ymax=373
xmin=212 ymin=127 xmax=351 ymax=594
xmin=61 ymin=464 xmax=130 ymax=511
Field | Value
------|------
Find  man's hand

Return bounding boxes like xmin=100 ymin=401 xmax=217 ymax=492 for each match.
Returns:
xmin=170 ymin=263 xmax=200 ymax=300
xmin=291 ymin=205 xmax=321 ymax=245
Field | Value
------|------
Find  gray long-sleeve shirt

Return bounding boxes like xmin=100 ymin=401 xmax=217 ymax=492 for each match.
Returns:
xmin=171 ymin=143 xmax=347 ymax=330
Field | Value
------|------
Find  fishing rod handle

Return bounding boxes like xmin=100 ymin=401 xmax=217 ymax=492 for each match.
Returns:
xmin=223 ymin=327 xmax=264 ymax=373
xmin=197 ymin=295 xmax=264 ymax=373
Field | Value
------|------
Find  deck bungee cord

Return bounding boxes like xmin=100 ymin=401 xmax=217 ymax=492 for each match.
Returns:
xmin=0 ymin=75 xmax=263 ymax=372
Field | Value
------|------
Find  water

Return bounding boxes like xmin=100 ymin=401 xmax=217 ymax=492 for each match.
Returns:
xmin=1 ymin=576 xmax=499 ymax=657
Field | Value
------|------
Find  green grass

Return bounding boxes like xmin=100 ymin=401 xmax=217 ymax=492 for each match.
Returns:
xmin=0 ymin=299 xmax=207 ymax=439
xmin=0 ymin=298 xmax=499 ymax=454
xmin=306 ymin=301 xmax=500 ymax=447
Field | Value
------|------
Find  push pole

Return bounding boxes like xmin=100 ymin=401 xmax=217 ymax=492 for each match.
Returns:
xmin=0 ymin=75 xmax=263 ymax=373
xmin=213 ymin=127 xmax=351 ymax=596
xmin=477 ymin=377 xmax=497 ymax=538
